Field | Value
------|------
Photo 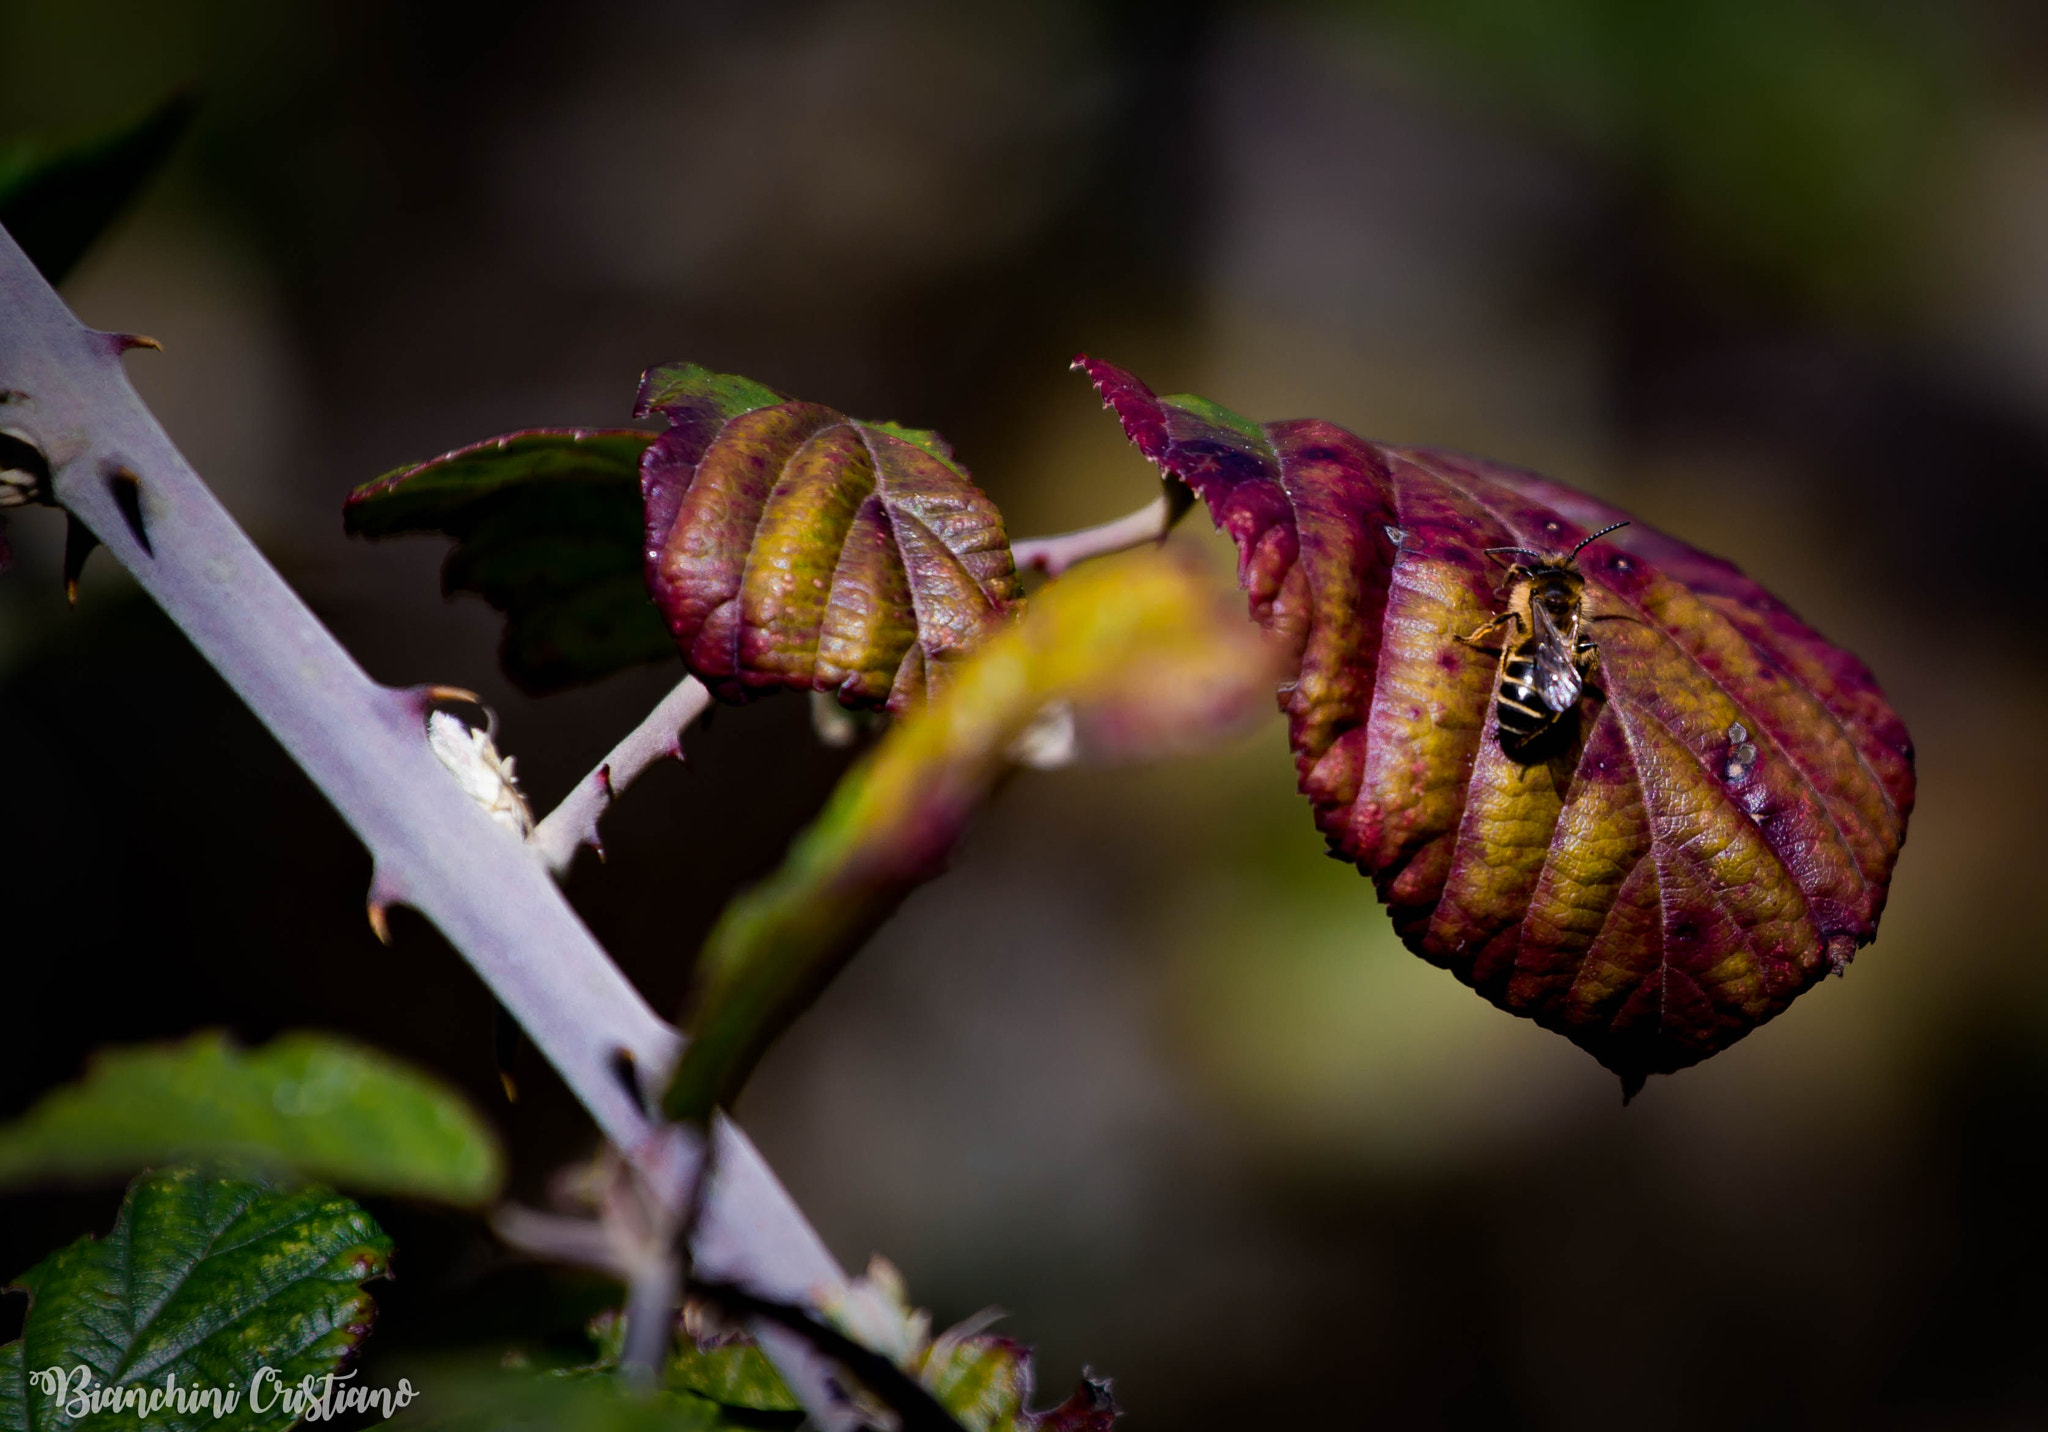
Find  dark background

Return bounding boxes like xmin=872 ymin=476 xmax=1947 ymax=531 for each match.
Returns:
xmin=4 ymin=1 xmax=2046 ymax=1426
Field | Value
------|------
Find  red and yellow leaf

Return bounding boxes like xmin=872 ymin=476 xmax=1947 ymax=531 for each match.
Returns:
xmin=638 ymin=363 xmax=1024 ymax=712
xmin=1078 ymin=356 xmax=1915 ymax=1093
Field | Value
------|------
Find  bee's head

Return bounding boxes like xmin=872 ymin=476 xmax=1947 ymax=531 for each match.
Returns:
xmin=1528 ymin=566 xmax=1585 ymax=620
xmin=1482 ymin=521 xmax=1629 ymax=579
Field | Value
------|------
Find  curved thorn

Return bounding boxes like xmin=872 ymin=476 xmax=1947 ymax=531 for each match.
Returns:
xmin=62 ymin=514 xmax=98 ymax=605
xmin=398 ymin=684 xmax=492 ymax=733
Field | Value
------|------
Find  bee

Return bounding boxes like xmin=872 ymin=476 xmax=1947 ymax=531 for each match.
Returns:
xmin=1456 ymin=521 xmax=1629 ymax=752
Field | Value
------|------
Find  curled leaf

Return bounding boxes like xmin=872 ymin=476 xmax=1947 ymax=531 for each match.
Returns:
xmin=1077 ymin=356 xmax=1914 ymax=1093
xmin=636 ymin=363 xmax=1024 ymax=712
xmin=663 ymin=550 xmax=1277 ymax=1121
xmin=344 ymin=428 xmax=672 ymax=694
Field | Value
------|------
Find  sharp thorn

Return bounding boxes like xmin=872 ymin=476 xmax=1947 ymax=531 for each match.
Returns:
xmin=367 ymin=900 xmax=392 ymax=945
xmin=499 ymin=1071 xmax=520 ymax=1103
xmin=398 ymin=684 xmax=488 ymax=723
xmin=62 ymin=514 xmax=98 ymax=605
xmin=116 ymin=334 xmax=162 ymax=353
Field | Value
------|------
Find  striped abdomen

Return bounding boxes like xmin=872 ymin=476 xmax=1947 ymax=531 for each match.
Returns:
xmin=1495 ymin=643 xmax=1558 ymax=741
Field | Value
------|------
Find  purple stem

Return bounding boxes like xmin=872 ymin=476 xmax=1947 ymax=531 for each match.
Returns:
xmin=529 ymin=676 xmax=712 ymax=877
xmin=1011 ymin=493 xmax=1173 ymax=576
xmin=0 ymin=226 xmax=858 ymax=1429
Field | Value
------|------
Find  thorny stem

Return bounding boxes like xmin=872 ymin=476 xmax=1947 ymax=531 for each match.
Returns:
xmin=1011 ymin=491 xmax=1176 ymax=577
xmin=0 ymin=226 xmax=861 ymax=1430
xmin=530 ymin=675 xmax=713 ymax=877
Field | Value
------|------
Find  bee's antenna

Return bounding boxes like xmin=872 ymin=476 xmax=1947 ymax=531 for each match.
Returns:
xmin=1482 ymin=545 xmax=1542 ymax=568
xmin=1567 ymin=521 xmax=1629 ymax=560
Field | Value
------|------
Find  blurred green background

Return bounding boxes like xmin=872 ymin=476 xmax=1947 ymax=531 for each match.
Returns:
xmin=3 ymin=0 xmax=2043 ymax=1425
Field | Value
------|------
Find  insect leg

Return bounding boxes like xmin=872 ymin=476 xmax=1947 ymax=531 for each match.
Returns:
xmin=1455 ymin=611 xmax=1522 ymax=650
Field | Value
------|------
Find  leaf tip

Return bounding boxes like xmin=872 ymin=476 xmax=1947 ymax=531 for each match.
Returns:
xmin=1070 ymin=355 xmax=1168 ymax=464
xmin=1826 ymin=933 xmax=1857 ymax=977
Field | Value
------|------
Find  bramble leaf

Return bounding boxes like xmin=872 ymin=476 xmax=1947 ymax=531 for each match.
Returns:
xmin=0 ymin=93 xmax=195 ymax=285
xmin=389 ymin=1367 xmax=750 ymax=1432
xmin=816 ymin=1260 xmax=1117 ymax=1432
xmin=636 ymin=363 xmax=1023 ymax=712
xmin=665 ymin=1337 xmax=801 ymax=1414
xmin=0 ymin=1031 xmax=503 ymax=1205
xmin=582 ymin=1309 xmax=800 ymax=1416
xmin=577 ymin=1263 xmax=1117 ymax=1432
xmin=1077 ymin=356 xmax=1915 ymax=1094
xmin=344 ymin=429 xmax=672 ymax=694
xmin=664 ymin=551 xmax=1277 ymax=1121
xmin=0 ymin=1167 xmax=389 ymax=1432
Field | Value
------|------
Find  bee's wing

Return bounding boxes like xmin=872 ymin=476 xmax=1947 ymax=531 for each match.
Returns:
xmin=1530 ymin=603 xmax=1584 ymax=712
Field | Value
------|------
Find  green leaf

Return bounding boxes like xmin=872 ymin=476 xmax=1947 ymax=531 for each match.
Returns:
xmin=923 ymin=1336 xmax=1030 ymax=1432
xmin=0 ymin=1031 xmax=503 ymax=1205
xmin=585 ymin=1309 xmax=801 ymax=1415
xmin=665 ymin=1340 xmax=801 ymax=1414
xmin=344 ymin=428 xmax=673 ymax=695
xmin=1 ymin=1167 xmax=390 ymax=1432
xmin=0 ymin=93 xmax=196 ymax=285
xmin=633 ymin=362 xmax=786 ymax=423
xmin=664 ymin=550 xmax=1277 ymax=1120
xmin=391 ymin=1366 xmax=756 ymax=1432
xmin=0 ymin=1343 xmax=25 ymax=1432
